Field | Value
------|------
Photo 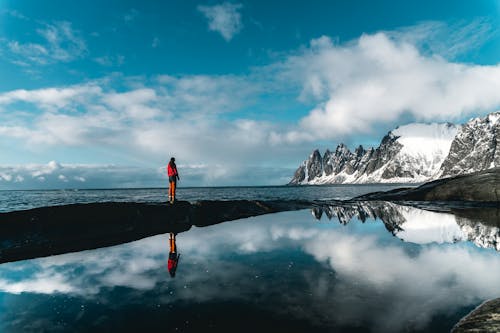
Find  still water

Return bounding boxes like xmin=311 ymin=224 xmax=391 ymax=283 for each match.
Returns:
xmin=0 ymin=200 xmax=498 ymax=332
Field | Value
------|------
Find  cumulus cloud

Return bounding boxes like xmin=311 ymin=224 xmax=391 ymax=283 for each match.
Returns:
xmin=2 ymin=21 xmax=500 ymax=186
xmin=0 ymin=84 xmax=102 ymax=111
xmin=197 ymin=2 xmax=243 ymax=41
xmin=102 ymin=88 xmax=159 ymax=119
xmin=0 ymin=74 xmax=300 ymax=176
xmin=275 ymin=28 xmax=500 ymax=140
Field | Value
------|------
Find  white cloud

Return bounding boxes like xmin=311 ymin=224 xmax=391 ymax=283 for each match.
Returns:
xmin=7 ymin=41 xmax=49 ymax=65
xmin=103 ymin=88 xmax=159 ymax=119
xmin=0 ymin=173 xmax=13 ymax=182
xmin=31 ymin=160 xmax=62 ymax=177
xmin=386 ymin=19 xmax=496 ymax=60
xmin=197 ymin=2 xmax=243 ymax=41
xmin=276 ymin=29 xmax=500 ymax=140
xmin=0 ymin=162 xmax=164 ymax=190
xmin=0 ymin=74 xmax=289 ymax=171
xmin=0 ymin=271 xmax=75 ymax=294
xmin=5 ymin=21 xmax=87 ymax=66
xmin=1 ymin=21 xmax=500 ymax=186
xmin=0 ymin=161 xmax=293 ymax=189
xmin=0 ymin=84 xmax=102 ymax=110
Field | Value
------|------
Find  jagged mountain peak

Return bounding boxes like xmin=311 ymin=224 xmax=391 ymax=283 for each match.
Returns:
xmin=289 ymin=114 xmax=500 ymax=185
xmin=468 ymin=111 xmax=500 ymax=126
xmin=335 ymin=143 xmax=352 ymax=156
xmin=354 ymin=145 xmax=365 ymax=156
xmin=309 ymin=149 xmax=321 ymax=157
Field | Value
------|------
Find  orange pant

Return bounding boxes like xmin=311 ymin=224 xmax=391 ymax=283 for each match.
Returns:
xmin=169 ymin=233 xmax=176 ymax=253
xmin=169 ymin=181 xmax=176 ymax=199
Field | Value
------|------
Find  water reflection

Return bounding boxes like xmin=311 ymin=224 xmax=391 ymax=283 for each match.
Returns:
xmin=312 ymin=201 xmax=500 ymax=251
xmin=0 ymin=206 xmax=499 ymax=332
xmin=168 ymin=232 xmax=180 ymax=278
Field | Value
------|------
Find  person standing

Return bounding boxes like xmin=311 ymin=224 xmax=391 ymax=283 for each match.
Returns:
xmin=167 ymin=157 xmax=180 ymax=204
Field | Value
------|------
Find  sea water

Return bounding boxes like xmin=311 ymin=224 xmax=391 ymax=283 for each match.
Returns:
xmin=0 ymin=184 xmax=407 ymax=212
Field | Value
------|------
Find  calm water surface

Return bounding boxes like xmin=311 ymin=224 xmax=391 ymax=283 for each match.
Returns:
xmin=0 ymin=198 xmax=499 ymax=332
xmin=0 ymin=184 xmax=409 ymax=212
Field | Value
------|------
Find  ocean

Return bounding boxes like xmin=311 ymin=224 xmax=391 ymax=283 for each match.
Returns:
xmin=0 ymin=184 xmax=408 ymax=212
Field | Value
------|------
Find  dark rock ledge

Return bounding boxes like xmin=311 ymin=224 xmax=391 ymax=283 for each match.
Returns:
xmin=355 ymin=168 xmax=500 ymax=202
xmin=452 ymin=298 xmax=500 ymax=333
xmin=0 ymin=200 xmax=309 ymax=264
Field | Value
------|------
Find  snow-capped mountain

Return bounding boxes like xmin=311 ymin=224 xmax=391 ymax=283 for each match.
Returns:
xmin=290 ymin=122 xmax=458 ymax=184
xmin=439 ymin=112 xmax=500 ymax=178
xmin=290 ymin=111 xmax=500 ymax=184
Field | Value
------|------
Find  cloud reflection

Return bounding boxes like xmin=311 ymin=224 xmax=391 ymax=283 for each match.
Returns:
xmin=0 ymin=208 xmax=499 ymax=332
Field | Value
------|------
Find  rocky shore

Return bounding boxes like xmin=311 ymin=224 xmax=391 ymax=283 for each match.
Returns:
xmin=452 ymin=298 xmax=500 ymax=333
xmin=0 ymin=200 xmax=309 ymax=264
xmin=355 ymin=168 xmax=500 ymax=202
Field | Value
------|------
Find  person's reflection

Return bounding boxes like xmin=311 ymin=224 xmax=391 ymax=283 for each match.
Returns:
xmin=168 ymin=232 xmax=180 ymax=277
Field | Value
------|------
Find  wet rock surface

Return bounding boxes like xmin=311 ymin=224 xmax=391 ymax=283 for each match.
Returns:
xmin=452 ymin=298 xmax=500 ymax=333
xmin=0 ymin=200 xmax=309 ymax=264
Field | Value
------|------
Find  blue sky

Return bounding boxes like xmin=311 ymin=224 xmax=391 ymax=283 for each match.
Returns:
xmin=1 ymin=0 xmax=500 ymax=188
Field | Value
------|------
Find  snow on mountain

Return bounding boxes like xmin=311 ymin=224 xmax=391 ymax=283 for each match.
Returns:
xmin=438 ymin=111 xmax=500 ymax=178
xmin=393 ymin=123 xmax=457 ymax=171
xmin=290 ymin=122 xmax=458 ymax=184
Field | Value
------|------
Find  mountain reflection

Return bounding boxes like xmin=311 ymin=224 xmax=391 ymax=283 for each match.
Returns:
xmin=311 ymin=202 xmax=500 ymax=251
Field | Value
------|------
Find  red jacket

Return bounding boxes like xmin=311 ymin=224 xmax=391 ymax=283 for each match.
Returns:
xmin=167 ymin=163 xmax=178 ymax=177
xmin=168 ymin=258 xmax=177 ymax=271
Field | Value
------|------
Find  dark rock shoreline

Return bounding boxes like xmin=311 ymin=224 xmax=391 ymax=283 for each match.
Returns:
xmin=355 ymin=168 xmax=500 ymax=202
xmin=0 ymin=200 xmax=309 ymax=264
xmin=452 ymin=298 xmax=500 ymax=333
